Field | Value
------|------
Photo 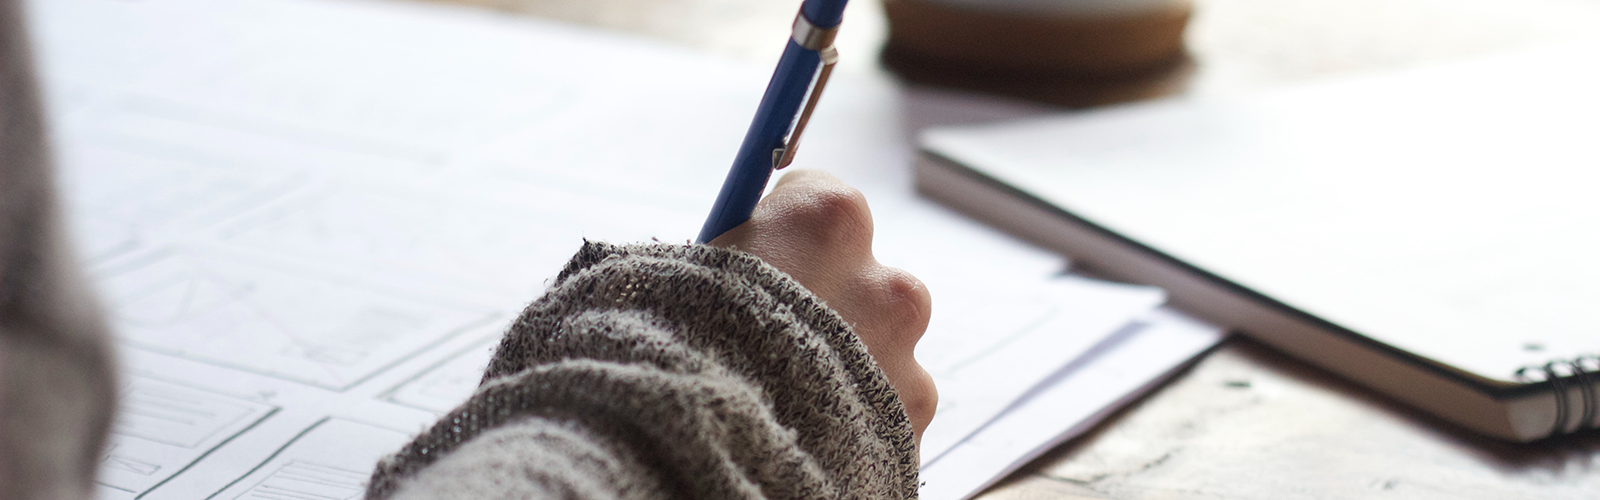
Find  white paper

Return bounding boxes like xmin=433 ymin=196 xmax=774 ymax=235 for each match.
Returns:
xmin=96 ymin=248 xmax=497 ymax=391
xmin=915 ymin=275 xmax=1164 ymax=462
xmin=918 ymin=308 xmax=1225 ymax=500
xmin=206 ymin=418 xmax=413 ymax=500
xmin=27 ymin=0 xmax=1194 ymax=498
xmin=97 ymin=376 xmax=277 ymax=497
xmin=379 ymin=337 xmax=500 ymax=415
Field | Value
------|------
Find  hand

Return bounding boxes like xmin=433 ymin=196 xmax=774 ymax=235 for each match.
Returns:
xmin=709 ymin=170 xmax=937 ymax=445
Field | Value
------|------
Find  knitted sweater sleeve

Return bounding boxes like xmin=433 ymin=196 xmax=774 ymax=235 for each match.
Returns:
xmin=366 ymin=241 xmax=921 ymax=500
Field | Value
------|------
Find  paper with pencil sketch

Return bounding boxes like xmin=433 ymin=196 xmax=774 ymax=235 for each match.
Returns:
xmin=28 ymin=0 xmax=1207 ymax=498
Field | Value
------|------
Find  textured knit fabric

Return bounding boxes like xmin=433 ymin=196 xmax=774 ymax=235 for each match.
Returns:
xmin=368 ymin=242 xmax=920 ymax=500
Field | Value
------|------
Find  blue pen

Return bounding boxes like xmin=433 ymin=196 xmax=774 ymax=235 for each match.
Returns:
xmin=695 ymin=0 xmax=848 ymax=244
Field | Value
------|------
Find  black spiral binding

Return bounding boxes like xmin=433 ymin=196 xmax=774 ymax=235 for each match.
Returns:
xmin=1515 ymin=354 xmax=1599 ymax=438
xmin=1576 ymin=355 xmax=1600 ymax=433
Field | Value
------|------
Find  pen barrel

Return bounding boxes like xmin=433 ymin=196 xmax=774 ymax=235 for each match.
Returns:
xmin=696 ymin=40 xmax=823 ymax=243
xmin=802 ymin=0 xmax=850 ymax=28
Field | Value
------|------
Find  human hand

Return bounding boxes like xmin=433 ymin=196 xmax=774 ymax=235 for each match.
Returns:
xmin=708 ymin=170 xmax=936 ymax=445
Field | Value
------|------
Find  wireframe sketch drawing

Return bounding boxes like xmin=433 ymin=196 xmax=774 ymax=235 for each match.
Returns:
xmin=97 ymin=376 xmax=277 ymax=499
xmin=96 ymin=250 xmax=493 ymax=390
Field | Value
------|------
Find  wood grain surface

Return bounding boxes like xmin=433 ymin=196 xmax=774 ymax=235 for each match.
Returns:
xmin=415 ymin=0 xmax=1600 ymax=497
xmin=983 ymin=338 xmax=1600 ymax=500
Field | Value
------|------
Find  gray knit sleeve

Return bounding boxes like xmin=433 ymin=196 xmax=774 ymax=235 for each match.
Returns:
xmin=366 ymin=241 xmax=920 ymax=499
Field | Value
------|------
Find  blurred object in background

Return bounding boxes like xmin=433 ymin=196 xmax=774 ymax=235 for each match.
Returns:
xmin=883 ymin=0 xmax=1193 ymax=107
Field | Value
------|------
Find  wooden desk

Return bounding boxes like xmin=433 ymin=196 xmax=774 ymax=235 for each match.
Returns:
xmin=423 ymin=0 xmax=1600 ymax=498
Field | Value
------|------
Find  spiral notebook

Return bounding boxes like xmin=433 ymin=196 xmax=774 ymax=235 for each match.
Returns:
xmin=915 ymin=39 xmax=1600 ymax=442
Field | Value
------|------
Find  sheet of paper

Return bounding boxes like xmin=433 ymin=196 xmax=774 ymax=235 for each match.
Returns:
xmin=919 ymin=308 xmax=1225 ymax=500
xmin=915 ymin=274 xmax=1164 ymax=462
xmin=206 ymin=418 xmax=414 ymax=500
xmin=29 ymin=0 xmax=1171 ymax=498
xmin=379 ymin=337 xmax=501 ymax=414
xmin=91 ymin=316 xmax=502 ymax=499
xmin=97 ymin=376 xmax=277 ymax=496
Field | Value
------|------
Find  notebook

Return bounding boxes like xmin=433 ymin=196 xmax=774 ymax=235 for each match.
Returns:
xmin=30 ymin=0 xmax=1220 ymax=497
xmin=916 ymin=38 xmax=1600 ymax=442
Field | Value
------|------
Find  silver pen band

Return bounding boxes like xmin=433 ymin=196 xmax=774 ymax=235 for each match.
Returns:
xmin=791 ymin=14 xmax=839 ymax=51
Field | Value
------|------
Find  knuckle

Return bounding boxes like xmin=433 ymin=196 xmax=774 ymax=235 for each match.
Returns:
xmin=793 ymin=185 xmax=872 ymax=246
xmin=900 ymin=372 xmax=938 ymax=423
xmin=871 ymin=267 xmax=932 ymax=343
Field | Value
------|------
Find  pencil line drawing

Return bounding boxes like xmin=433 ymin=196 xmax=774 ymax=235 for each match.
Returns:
xmin=205 ymin=418 xmax=332 ymax=500
xmin=56 ymin=135 xmax=305 ymax=263
xmin=114 ymin=380 xmax=263 ymax=448
xmin=98 ymin=250 xmax=495 ymax=391
xmin=232 ymin=461 xmax=367 ymax=500
xmin=211 ymin=184 xmax=582 ymax=297
xmin=102 ymin=446 xmax=162 ymax=476
xmin=207 ymin=418 xmax=413 ymax=500
xmin=380 ymin=336 xmax=499 ymax=414
xmin=96 ymin=376 xmax=277 ymax=497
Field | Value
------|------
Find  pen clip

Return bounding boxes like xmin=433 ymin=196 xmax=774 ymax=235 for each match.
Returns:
xmin=774 ymin=14 xmax=840 ymax=170
xmin=773 ymin=46 xmax=837 ymax=170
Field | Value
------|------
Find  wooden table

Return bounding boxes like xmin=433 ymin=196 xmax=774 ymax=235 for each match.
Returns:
xmin=423 ymin=0 xmax=1600 ymax=497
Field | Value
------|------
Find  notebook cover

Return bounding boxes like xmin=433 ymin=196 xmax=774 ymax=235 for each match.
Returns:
xmin=920 ymin=39 xmax=1600 ymax=387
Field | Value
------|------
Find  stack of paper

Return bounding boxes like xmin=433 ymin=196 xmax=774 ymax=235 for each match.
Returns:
xmin=27 ymin=0 xmax=1222 ymax=498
